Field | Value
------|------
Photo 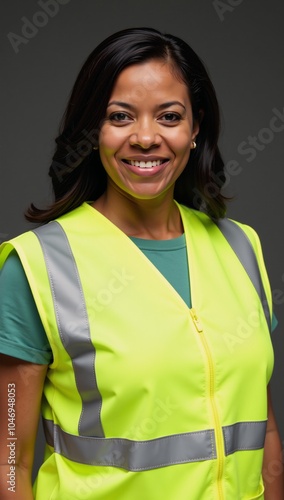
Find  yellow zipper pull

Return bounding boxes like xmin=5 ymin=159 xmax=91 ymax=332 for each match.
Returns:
xmin=190 ymin=308 xmax=203 ymax=333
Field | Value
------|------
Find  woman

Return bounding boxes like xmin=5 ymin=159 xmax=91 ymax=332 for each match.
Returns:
xmin=0 ymin=28 xmax=282 ymax=499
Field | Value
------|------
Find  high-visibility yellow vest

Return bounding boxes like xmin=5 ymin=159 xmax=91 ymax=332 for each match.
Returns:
xmin=0 ymin=202 xmax=274 ymax=500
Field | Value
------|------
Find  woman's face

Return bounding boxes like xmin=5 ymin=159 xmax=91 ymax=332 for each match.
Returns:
xmin=98 ymin=59 xmax=199 ymax=203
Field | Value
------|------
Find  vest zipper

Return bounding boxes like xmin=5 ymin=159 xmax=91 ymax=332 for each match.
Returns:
xmin=190 ymin=308 xmax=224 ymax=500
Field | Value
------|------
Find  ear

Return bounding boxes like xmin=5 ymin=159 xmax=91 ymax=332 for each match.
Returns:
xmin=192 ymin=122 xmax=200 ymax=140
xmin=192 ymin=109 xmax=203 ymax=139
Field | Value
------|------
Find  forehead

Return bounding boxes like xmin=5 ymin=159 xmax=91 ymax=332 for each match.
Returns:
xmin=109 ymin=59 xmax=190 ymax=104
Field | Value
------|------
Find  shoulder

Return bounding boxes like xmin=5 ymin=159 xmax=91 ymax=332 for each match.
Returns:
xmin=228 ymin=220 xmax=262 ymax=250
xmin=178 ymin=204 xmax=261 ymax=244
xmin=0 ymin=204 xmax=91 ymax=260
xmin=177 ymin=204 xmax=266 ymax=264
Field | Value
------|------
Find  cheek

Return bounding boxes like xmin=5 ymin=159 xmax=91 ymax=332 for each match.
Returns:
xmin=172 ymin=138 xmax=192 ymax=174
xmin=98 ymin=129 xmax=123 ymax=174
xmin=99 ymin=125 xmax=126 ymax=152
xmin=168 ymin=128 xmax=191 ymax=151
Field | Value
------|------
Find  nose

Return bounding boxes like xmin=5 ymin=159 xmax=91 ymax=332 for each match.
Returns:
xmin=129 ymin=118 xmax=161 ymax=149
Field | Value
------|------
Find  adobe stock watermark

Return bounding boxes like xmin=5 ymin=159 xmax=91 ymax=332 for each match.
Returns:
xmin=192 ymin=105 xmax=284 ymax=208
xmin=7 ymin=0 xmax=71 ymax=54
xmin=92 ymin=268 xmax=134 ymax=312
xmin=7 ymin=383 xmax=16 ymax=493
xmin=237 ymin=107 xmax=284 ymax=162
xmin=213 ymin=0 xmax=245 ymax=22
xmin=223 ymin=271 xmax=284 ymax=353
xmin=248 ymin=440 xmax=284 ymax=492
xmin=262 ymin=439 xmax=284 ymax=488
xmin=17 ymin=357 xmax=50 ymax=386
xmin=222 ymin=303 xmax=262 ymax=353
xmin=51 ymin=127 xmax=101 ymax=184
xmin=220 ymin=105 xmax=284 ymax=190
xmin=75 ymin=396 xmax=178 ymax=496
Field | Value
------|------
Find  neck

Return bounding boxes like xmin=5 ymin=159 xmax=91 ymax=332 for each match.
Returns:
xmin=92 ymin=188 xmax=183 ymax=240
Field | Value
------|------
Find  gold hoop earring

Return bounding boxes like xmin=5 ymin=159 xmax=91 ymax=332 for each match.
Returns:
xmin=191 ymin=141 xmax=197 ymax=149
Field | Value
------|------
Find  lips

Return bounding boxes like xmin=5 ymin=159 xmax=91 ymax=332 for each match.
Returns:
xmin=123 ymin=158 xmax=169 ymax=169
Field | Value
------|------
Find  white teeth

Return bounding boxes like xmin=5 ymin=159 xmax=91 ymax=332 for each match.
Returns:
xmin=129 ymin=160 xmax=163 ymax=168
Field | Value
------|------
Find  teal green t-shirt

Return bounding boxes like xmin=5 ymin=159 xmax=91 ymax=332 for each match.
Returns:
xmin=0 ymin=236 xmax=277 ymax=365
xmin=130 ymin=234 xmax=191 ymax=309
xmin=0 ymin=251 xmax=52 ymax=364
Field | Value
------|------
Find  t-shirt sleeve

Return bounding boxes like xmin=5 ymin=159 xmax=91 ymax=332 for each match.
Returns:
xmin=0 ymin=250 xmax=52 ymax=364
xmin=272 ymin=313 xmax=278 ymax=332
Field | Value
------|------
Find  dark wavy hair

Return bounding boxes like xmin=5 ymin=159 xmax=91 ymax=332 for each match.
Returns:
xmin=26 ymin=27 xmax=227 ymax=222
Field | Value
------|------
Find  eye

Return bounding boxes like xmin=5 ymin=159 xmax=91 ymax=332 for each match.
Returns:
xmin=159 ymin=113 xmax=181 ymax=124
xmin=109 ymin=112 xmax=132 ymax=123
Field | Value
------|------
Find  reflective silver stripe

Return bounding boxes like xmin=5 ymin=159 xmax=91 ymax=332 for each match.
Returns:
xmin=223 ymin=421 xmax=267 ymax=455
xmin=33 ymin=222 xmax=104 ymax=437
xmin=43 ymin=419 xmax=217 ymax=470
xmin=216 ymin=219 xmax=271 ymax=332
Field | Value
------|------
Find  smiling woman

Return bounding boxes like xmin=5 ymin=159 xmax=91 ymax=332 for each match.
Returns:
xmin=0 ymin=27 xmax=282 ymax=500
xmin=24 ymin=27 xmax=225 ymax=223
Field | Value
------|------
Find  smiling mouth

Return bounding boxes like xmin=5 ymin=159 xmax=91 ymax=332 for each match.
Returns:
xmin=123 ymin=159 xmax=168 ymax=169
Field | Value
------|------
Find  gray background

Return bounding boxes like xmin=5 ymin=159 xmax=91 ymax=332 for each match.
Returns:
xmin=1 ymin=0 xmax=284 ymax=476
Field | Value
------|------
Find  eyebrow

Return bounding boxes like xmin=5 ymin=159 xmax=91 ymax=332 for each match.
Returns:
xmin=107 ymin=100 xmax=186 ymax=111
